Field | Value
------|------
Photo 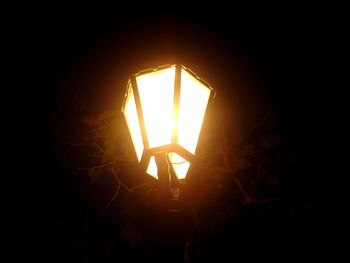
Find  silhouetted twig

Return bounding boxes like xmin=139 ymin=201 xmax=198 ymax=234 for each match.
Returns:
xmin=239 ymin=99 xmax=280 ymax=143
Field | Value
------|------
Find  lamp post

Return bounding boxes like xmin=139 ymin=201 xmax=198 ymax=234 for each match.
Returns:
xmin=122 ymin=64 xmax=215 ymax=202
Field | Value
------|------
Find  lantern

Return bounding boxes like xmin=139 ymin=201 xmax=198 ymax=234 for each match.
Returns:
xmin=122 ymin=64 xmax=215 ymax=182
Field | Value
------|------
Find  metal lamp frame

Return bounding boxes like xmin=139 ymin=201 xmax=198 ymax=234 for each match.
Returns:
xmin=122 ymin=64 xmax=216 ymax=198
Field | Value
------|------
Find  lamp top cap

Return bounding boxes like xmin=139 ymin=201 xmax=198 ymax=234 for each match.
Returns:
xmin=130 ymin=64 xmax=216 ymax=96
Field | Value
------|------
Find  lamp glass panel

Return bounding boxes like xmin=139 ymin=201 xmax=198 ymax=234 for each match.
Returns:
xmin=146 ymin=156 xmax=158 ymax=179
xmin=136 ymin=67 xmax=175 ymax=148
xmin=169 ymin=153 xmax=190 ymax=180
xmin=122 ymin=82 xmax=144 ymax=161
xmin=177 ymin=69 xmax=211 ymax=155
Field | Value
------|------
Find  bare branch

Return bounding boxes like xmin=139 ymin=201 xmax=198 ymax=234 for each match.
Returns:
xmin=219 ymin=143 xmax=251 ymax=202
xmin=232 ymin=177 xmax=250 ymax=201
xmin=110 ymin=167 xmax=133 ymax=192
xmin=92 ymin=142 xmax=104 ymax=153
xmin=104 ymin=181 xmax=121 ymax=211
xmin=77 ymin=159 xmax=121 ymax=171
xmin=73 ymin=91 xmax=95 ymax=116
xmin=250 ymin=165 xmax=262 ymax=197
xmin=130 ymin=182 xmax=152 ymax=191
xmin=135 ymin=186 xmax=155 ymax=201
xmin=239 ymin=100 xmax=280 ymax=143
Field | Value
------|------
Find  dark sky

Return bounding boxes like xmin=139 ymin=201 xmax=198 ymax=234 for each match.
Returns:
xmin=6 ymin=4 xmax=342 ymax=262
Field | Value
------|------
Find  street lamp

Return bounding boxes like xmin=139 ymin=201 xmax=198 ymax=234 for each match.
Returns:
xmin=122 ymin=64 xmax=215 ymax=199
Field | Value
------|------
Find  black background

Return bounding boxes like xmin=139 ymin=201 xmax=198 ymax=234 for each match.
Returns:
xmin=6 ymin=4 xmax=343 ymax=262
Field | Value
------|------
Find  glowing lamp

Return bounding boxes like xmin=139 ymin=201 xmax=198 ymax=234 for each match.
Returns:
xmin=122 ymin=64 xmax=215 ymax=182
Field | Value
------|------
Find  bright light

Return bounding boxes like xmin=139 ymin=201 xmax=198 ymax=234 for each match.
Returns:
xmin=123 ymin=82 xmax=144 ymax=161
xmin=169 ymin=153 xmax=190 ymax=180
xmin=122 ymin=65 xmax=213 ymax=180
xmin=174 ymin=69 xmax=211 ymax=179
xmin=136 ymin=67 xmax=175 ymax=148
xmin=146 ymin=156 xmax=158 ymax=179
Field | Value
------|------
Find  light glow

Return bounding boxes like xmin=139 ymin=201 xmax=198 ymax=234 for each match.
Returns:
xmin=136 ymin=67 xmax=175 ymax=148
xmin=146 ymin=156 xmax=158 ymax=179
xmin=177 ymin=69 xmax=211 ymax=154
xmin=123 ymin=65 xmax=212 ymax=180
xmin=122 ymin=82 xmax=143 ymax=161
xmin=169 ymin=153 xmax=190 ymax=180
